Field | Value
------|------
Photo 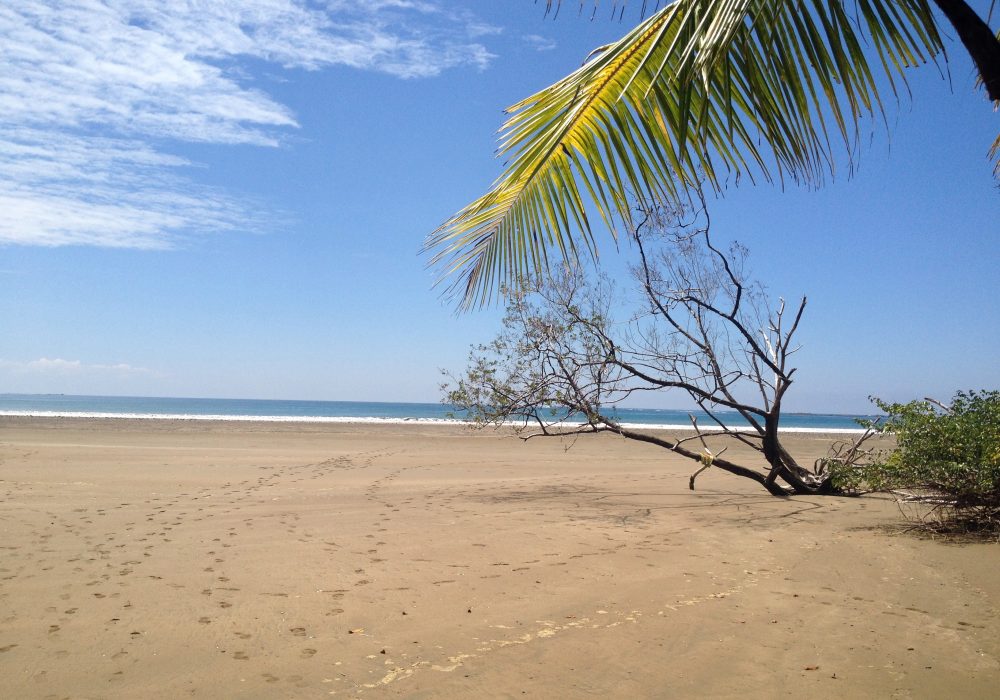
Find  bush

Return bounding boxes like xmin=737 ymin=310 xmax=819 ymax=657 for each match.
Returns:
xmin=833 ymin=390 xmax=1000 ymax=530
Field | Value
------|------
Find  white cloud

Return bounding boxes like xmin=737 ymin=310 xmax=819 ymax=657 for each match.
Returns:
xmin=522 ymin=34 xmax=557 ymax=52
xmin=0 ymin=1 xmax=499 ymax=248
xmin=0 ymin=127 xmax=273 ymax=247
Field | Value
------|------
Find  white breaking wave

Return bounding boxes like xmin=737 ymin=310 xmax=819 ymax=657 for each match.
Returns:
xmin=0 ymin=410 xmax=867 ymax=434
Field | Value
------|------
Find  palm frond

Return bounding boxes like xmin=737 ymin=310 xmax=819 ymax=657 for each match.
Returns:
xmin=427 ymin=0 xmax=944 ymax=309
xmin=990 ymin=132 xmax=1000 ymax=178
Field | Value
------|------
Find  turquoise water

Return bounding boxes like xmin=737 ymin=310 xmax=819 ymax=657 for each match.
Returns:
xmin=0 ymin=394 xmax=871 ymax=432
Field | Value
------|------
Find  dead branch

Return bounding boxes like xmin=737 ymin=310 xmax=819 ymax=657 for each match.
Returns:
xmin=445 ymin=198 xmax=829 ymax=497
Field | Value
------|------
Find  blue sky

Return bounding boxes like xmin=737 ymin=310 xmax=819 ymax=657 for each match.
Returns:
xmin=0 ymin=1 xmax=997 ymax=414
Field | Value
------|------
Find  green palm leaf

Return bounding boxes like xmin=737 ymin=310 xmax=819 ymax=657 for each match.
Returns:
xmin=425 ymin=0 xmax=944 ymax=309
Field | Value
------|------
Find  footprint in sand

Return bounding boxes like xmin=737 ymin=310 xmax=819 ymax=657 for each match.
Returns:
xmin=233 ymin=651 xmax=249 ymax=661
xmin=289 ymin=627 xmax=307 ymax=637
xmin=300 ymin=648 xmax=317 ymax=658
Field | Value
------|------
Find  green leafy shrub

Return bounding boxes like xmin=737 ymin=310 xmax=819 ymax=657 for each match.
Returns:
xmin=833 ymin=390 xmax=1000 ymax=530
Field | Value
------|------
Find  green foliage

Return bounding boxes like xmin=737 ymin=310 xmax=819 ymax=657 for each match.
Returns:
xmin=833 ymin=390 xmax=1000 ymax=529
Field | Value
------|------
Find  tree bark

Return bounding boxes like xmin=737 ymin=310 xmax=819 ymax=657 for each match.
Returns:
xmin=761 ymin=412 xmax=784 ymax=487
xmin=932 ymin=0 xmax=1000 ymax=102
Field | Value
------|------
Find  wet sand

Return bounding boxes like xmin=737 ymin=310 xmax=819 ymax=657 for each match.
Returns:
xmin=0 ymin=417 xmax=997 ymax=698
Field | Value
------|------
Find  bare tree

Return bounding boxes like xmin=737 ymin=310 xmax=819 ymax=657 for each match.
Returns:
xmin=445 ymin=202 xmax=871 ymax=496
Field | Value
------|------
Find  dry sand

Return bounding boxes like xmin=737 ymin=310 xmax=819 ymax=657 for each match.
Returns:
xmin=0 ymin=417 xmax=997 ymax=699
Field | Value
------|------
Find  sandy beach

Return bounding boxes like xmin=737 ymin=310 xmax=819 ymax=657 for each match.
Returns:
xmin=1 ymin=417 xmax=997 ymax=698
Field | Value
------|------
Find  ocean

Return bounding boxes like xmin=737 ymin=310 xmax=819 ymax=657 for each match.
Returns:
xmin=0 ymin=394 xmax=871 ymax=433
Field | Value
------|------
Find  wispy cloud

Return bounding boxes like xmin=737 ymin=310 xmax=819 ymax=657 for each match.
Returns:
xmin=0 ymin=1 xmax=498 ymax=248
xmin=0 ymin=357 xmax=156 ymax=377
xmin=522 ymin=34 xmax=557 ymax=52
xmin=0 ymin=127 xmax=272 ymax=248
xmin=0 ymin=357 xmax=162 ymax=395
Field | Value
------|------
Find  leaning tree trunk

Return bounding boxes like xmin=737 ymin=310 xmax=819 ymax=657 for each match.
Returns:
xmin=762 ymin=411 xmax=787 ymax=489
xmin=759 ymin=408 xmax=835 ymax=495
xmin=609 ymin=422 xmax=793 ymax=496
xmin=932 ymin=0 xmax=1000 ymax=101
